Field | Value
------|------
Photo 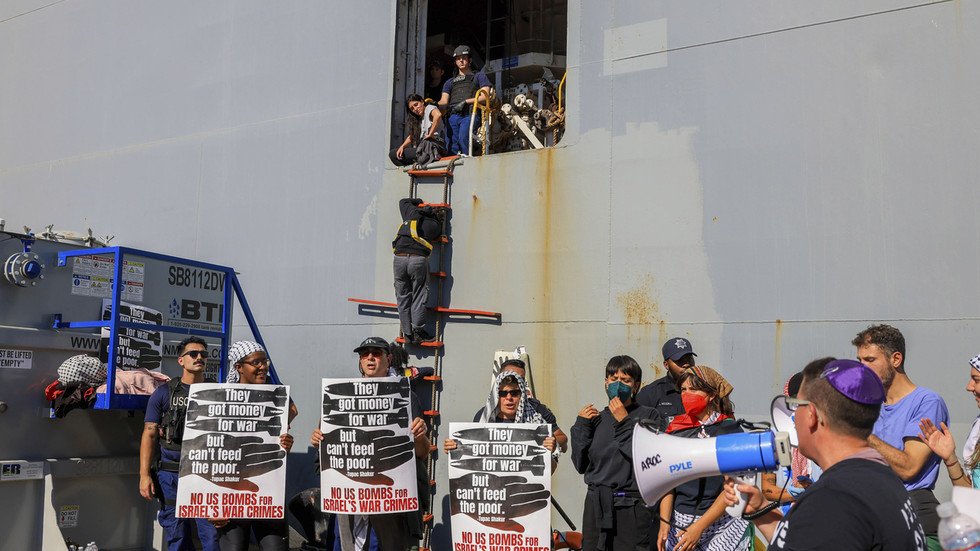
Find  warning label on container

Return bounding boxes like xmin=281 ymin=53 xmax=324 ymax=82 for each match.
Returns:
xmin=59 ymin=505 xmax=79 ymax=527
xmin=0 ymin=348 xmax=32 ymax=369
xmin=70 ymin=256 xmax=144 ymax=302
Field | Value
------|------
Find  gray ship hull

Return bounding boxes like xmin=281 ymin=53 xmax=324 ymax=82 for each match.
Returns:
xmin=2 ymin=1 xmax=978 ymax=548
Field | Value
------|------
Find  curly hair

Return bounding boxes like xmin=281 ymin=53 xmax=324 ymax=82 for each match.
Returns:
xmin=852 ymin=324 xmax=905 ymax=369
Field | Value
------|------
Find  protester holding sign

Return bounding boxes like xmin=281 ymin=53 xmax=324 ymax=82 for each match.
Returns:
xmin=311 ymin=336 xmax=430 ymax=551
xmin=445 ymin=371 xmax=558 ymax=470
xmin=570 ymin=355 xmax=661 ymax=551
xmin=205 ymin=341 xmax=296 ymax=551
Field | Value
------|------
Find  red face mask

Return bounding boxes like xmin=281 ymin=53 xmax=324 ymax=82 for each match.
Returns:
xmin=682 ymin=393 xmax=708 ymax=417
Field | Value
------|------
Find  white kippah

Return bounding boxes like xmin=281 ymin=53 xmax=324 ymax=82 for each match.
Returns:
xmin=226 ymin=341 xmax=265 ymax=383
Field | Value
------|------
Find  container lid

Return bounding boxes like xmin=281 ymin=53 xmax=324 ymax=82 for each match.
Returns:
xmin=938 ymin=502 xmax=959 ymax=518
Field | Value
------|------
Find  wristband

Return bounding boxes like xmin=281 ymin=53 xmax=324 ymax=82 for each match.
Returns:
xmin=946 ymin=459 xmax=960 ymax=467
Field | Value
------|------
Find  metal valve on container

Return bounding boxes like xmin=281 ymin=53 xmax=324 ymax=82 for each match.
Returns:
xmin=4 ymin=252 xmax=45 ymax=287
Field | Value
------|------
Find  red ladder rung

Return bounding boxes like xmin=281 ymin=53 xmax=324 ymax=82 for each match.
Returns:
xmin=348 ymin=298 xmax=396 ymax=308
xmin=422 ymin=375 xmax=442 ymax=382
xmin=423 ymin=410 xmax=439 ymax=417
xmin=423 ymin=513 xmax=434 ymax=523
xmin=418 ymin=340 xmax=444 ymax=348
xmin=429 ymin=306 xmax=500 ymax=317
xmin=429 ymin=271 xmax=447 ymax=278
xmin=408 ymin=169 xmax=452 ymax=177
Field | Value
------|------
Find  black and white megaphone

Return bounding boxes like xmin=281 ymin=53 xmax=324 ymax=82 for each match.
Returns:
xmin=632 ymin=423 xmax=792 ymax=507
xmin=770 ymin=395 xmax=799 ymax=447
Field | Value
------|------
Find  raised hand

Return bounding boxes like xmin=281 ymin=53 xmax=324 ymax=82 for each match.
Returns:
xmin=918 ymin=418 xmax=957 ymax=463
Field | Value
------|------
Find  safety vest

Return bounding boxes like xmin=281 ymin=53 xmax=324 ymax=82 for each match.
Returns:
xmin=449 ymin=72 xmax=479 ymax=106
xmin=158 ymin=377 xmax=189 ymax=452
xmin=392 ymin=219 xmax=433 ymax=253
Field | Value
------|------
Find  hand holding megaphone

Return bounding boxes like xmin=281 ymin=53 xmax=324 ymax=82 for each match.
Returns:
xmin=722 ymin=475 xmax=767 ymax=518
xmin=724 ymin=473 xmax=759 ymax=518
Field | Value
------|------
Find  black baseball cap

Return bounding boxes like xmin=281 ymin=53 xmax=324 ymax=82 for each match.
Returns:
xmin=453 ymin=45 xmax=472 ymax=58
xmin=662 ymin=337 xmax=697 ymax=362
xmin=353 ymin=337 xmax=390 ymax=354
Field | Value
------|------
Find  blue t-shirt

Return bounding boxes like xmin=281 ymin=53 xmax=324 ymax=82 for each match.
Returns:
xmin=873 ymin=386 xmax=949 ymax=490
xmin=145 ymin=381 xmax=188 ymax=462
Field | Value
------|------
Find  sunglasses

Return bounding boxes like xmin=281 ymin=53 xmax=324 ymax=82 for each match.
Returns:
xmin=181 ymin=350 xmax=207 ymax=359
xmin=359 ymin=350 xmax=386 ymax=358
xmin=497 ymin=389 xmax=522 ymax=398
xmin=239 ymin=358 xmax=271 ymax=368
xmin=783 ymin=397 xmax=825 ymax=425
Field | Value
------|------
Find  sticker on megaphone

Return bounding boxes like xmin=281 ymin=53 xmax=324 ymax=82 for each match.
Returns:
xmin=770 ymin=395 xmax=798 ymax=447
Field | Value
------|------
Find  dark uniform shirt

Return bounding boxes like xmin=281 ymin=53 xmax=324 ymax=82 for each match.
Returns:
xmin=635 ymin=374 xmax=685 ymax=424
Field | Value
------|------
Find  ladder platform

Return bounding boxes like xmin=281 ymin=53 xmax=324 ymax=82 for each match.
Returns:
xmin=347 ymin=298 xmax=397 ymax=308
xmin=408 ymin=169 xmax=453 ymax=178
xmin=432 ymin=306 xmax=501 ymax=317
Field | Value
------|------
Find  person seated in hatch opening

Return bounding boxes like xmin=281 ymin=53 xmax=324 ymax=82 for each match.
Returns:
xmin=389 ymin=94 xmax=447 ymax=167
xmin=444 ymin=371 xmax=559 ymax=472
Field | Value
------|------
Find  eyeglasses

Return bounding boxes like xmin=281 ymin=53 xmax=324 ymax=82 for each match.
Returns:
xmin=784 ymin=397 xmax=825 ymax=425
xmin=240 ymin=358 xmax=271 ymax=368
xmin=181 ymin=350 xmax=207 ymax=359
xmin=359 ymin=350 xmax=386 ymax=358
xmin=498 ymin=389 xmax=522 ymax=398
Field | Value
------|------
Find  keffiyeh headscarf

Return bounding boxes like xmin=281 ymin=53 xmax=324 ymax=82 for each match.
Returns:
xmin=58 ymin=354 xmax=107 ymax=385
xmin=964 ymin=355 xmax=980 ymax=460
xmin=226 ymin=340 xmax=265 ymax=383
xmin=479 ymin=371 xmax=544 ymax=424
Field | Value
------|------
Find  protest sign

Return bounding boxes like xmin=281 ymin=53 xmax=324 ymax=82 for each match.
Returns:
xmin=176 ymin=383 xmax=289 ymax=519
xmin=448 ymin=423 xmax=552 ymax=551
xmin=100 ymin=299 xmax=163 ymax=370
xmin=319 ymin=377 xmax=418 ymax=515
